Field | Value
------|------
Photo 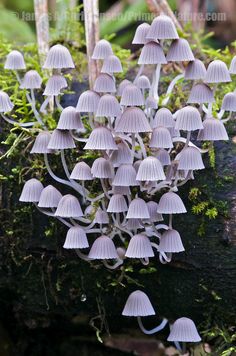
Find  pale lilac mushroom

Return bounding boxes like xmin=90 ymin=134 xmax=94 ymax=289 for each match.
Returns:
xmin=152 ymin=108 xmax=175 ymax=129
xmin=30 ymin=131 xmax=53 ymax=154
xmin=107 ymin=194 xmax=128 ymax=213
xmin=136 ymin=75 xmax=151 ymax=90
xmin=132 ymin=23 xmax=151 ymax=44
xmin=93 ymin=73 xmax=116 ymax=93
xmin=101 ymin=54 xmax=123 ymax=73
xmin=159 ymin=229 xmax=185 ymax=253
xmin=88 ymin=235 xmax=119 ymax=259
xmin=136 ymin=156 xmax=166 ymax=181
xmin=221 ymin=92 xmax=236 ymax=112
xmin=188 ymin=83 xmax=215 ymax=104
xmin=38 ymin=185 xmax=62 ymax=208
xmin=138 ymin=41 xmax=167 ymax=65
xmin=120 ymin=84 xmax=145 ymax=107
xmin=110 ymin=142 xmax=133 ymax=167
xmin=57 ymin=106 xmax=84 ymax=130
xmin=43 ymin=44 xmax=75 ymax=69
xmin=84 ymin=126 xmax=117 ymax=150
xmin=93 ymin=208 xmax=109 ymax=224
xmin=175 ymin=106 xmax=203 ymax=131
xmin=55 ymin=194 xmax=83 ymax=218
xmin=43 ymin=75 xmax=68 ymax=96
xmin=229 ymin=56 xmax=236 ymax=74
xmin=47 ymin=129 xmax=75 ymax=150
xmin=157 ymin=192 xmax=187 ymax=214
xmin=126 ymin=198 xmax=150 ymax=219
xmin=76 ymin=90 xmax=100 ymax=113
xmin=70 ymin=162 xmax=93 ymax=181
xmin=115 ymin=107 xmax=151 ymax=133
xmin=184 ymin=59 xmax=206 ymax=80
xmin=20 ymin=70 xmax=42 ymax=89
xmin=19 ymin=178 xmax=44 ymax=202
xmin=150 ymin=127 xmax=173 ymax=149
xmin=166 ymin=39 xmax=194 ymax=62
xmin=147 ymin=14 xmax=179 ymax=40
xmin=117 ymin=79 xmax=132 ymax=97
xmin=112 ymin=164 xmax=138 ymax=186
xmin=92 ymin=39 xmax=113 ymax=60
xmin=63 ymin=226 xmax=89 ymax=249
xmin=125 ymin=234 xmax=154 ymax=258
xmin=122 ymin=290 xmax=155 ymax=316
xmin=167 ymin=317 xmax=201 ymax=342
xmin=197 ymin=117 xmax=229 ymax=141
xmin=96 ymin=94 xmax=121 ymax=117
xmin=91 ymin=157 xmax=114 ymax=179
xmin=0 ymin=91 xmax=14 ymax=113
xmin=205 ymin=60 xmax=231 ymax=83
xmin=4 ymin=50 xmax=26 ymax=70
xmin=155 ymin=149 xmax=171 ymax=166
xmin=146 ymin=201 xmax=163 ymax=222
xmin=178 ymin=147 xmax=205 ymax=170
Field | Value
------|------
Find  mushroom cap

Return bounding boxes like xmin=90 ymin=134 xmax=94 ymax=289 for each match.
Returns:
xmin=136 ymin=156 xmax=166 ymax=181
xmin=166 ymin=38 xmax=194 ymax=62
xmin=91 ymin=157 xmax=114 ymax=179
xmin=178 ymin=147 xmax=205 ymax=170
xmin=132 ymin=23 xmax=151 ymax=44
xmin=47 ymin=129 xmax=75 ymax=150
xmin=136 ymin=75 xmax=151 ymax=89
xmin=138 ymin=41 xmax=167 ymax=65
xmin=112 ymin=164 xmax=138 ymax=187
xmin=120 ymin=84 xmax=145 ymax=107
xmin=175 ymin=106 xmax=203 ymax=131
xmin=76 ymin=90 xmax=100 ymax=113
xmin=125 ymin=218 xmax=144 ymax=230
xmin=187 ymin=83 xmax=215 ymax=104
xmin=229 ymin=55 xmax=236 ymax=74
xmin=20 ymin=70 xmax=42 ymax=89
xmin=70 ymin=161 xmax=93 ymax=181
xmin=159 ymin=229 xmax=185 ymax=253
xmin=94 ymin=73 xmax=116 ymax=93
xmin=117 ymin=79 xmax=132 ymax=97
xmin=150 ymin=126 xmax=173 ymax=149
xmin=152 ymin=108 xmax=175 ymax=129
xmin=19 ymin=178 xmax=44 ymax=203
xmin=205 ymin=60 xmax=231 ymax=83
xmin=221 ymin=92 xmax=236 ymax=111
xmin=101 ymin=54 xmax=123 ymax=73
xmin=112 ymin=185 xmax=131 ymax=195
xmin=184 ymin=59 xmax=206 ymax=80
xmin=88 ymin=235 xmax=118 ymax=259
xmin=4 ymin=50 xmax=26 ymax=70
xmin=43 ymin=44 xmax=75 ymax=69
xmin=94 ymin=208 xmax=109 ymax=224
xmin=55 ymin=194 xmax=83 ymax=218
xmin=96 ymin=94 xmax=121 ymax=117
xmin=115 ymin=107 xmax=151 ymax=133
xmin=110 ymin=141 xmax=133 ymax=167
xmin=125 ymin=234 xmax=154 ymax=258
xmin=107 ymin=194 xmax=128 ymax=213
xmin=147 ymin=15 xmax=179 ymax=40
xmin=30 ymin=131 xmax=53 ymax=154
xmin=92 ymin=39 xmax=113 ymax=60
xmin=0 ymin=91 xmax=14 ymax=113
xmin=126 ymin=198 xmax=150 ymax=219
xmin=38 ymin=185 xmax=62 ymax=208
xmin=197 ymin=117 xmax=229 ymax=141
xmin=155 ymin=148 xmax=171 ymax=166
xmin=122 ymin=290 xmax=155 ymax=316
xmin=145 ymin=96 xmax=158 ymax=110
xmin=84 ymin=126 xmax=117 ymax=151
xmin=63 ymin=226 xmax=89 ymax=249
xmin=57 ymin=106 xmax=84 ymax=130
xmin=157 ymin=192 xmax=187 ymax=214
xmin=43 ymin=75 xmax=67 ymax=96
xmin=146 ymin=201 xmax=163 ymax=222
xmin=167 ymin=317 xmax=201 ymax=342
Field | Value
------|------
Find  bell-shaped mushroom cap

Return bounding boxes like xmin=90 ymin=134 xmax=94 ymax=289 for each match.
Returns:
xmin=175 ymin=106 xmax=203 ymax=131
xmin=166 ymin=38 xmax=194 ymax=62
xmin=122 ymin=290 xmax=155 ymax=316
xmin=47 ymin=129 xmax=75 ymax=150
xmin=150 ymin=126 xmax=173 ymax=149
xmin=96 ymin=94 xmax=121 ymax=117
xmin=94 ymin=73 xmax=116 ymax=93
xmin=126 ymin=198 xmax=150 ymax=219
xmin=229 ymin=56 xmax=236 ymax=74
xmin=178 ymin=147 xmax=204 ymax=170
xmin=55 ymin=194 xmax=83 ymax=218
xmin=138 ymin=41 xmax=167 ymax=65
xmin=38 ymin=185 xmax=62 ymax=208
xmin=184 ymin=59 xmax=206 ymax=80
xmin=120 ymin=84 xmax=145 ymax=107
xmin=92 ymin=39 xmax=113 ymax=60
xmin=43 ymin=44 xmax=75 ymax=69
xmin=187 ymin=83 xmax=214 ymax=104
xmin=91 ymin=157 xmax=114 ymax=178
xmin=102 ymin=54 xmax=123 ymax=73
xmin=197 ymin=117 xmax=229 ymax=141
xmin=125 ymin=218 xmax=143 ymax=230
xmin=205 ymin=60 xmax=231 ymax=83
xmin=107 ymin=194 xmax=128 ymax=213
xmin=152 ymin=108 xmax=175 ymax=128
xmin=155 ymin=148 xmax=171 ymax=166
xmin=159 ymin=229 xmax=185 ymax=253
xmin=19 ymin=178 xmax=44 ymax=202
xmin=167 ymin=317 xmax=201 ymax=342
xmin=110 ymin=141 xmax=133 ymax=167
xmin=136 ymin=75 xmax=151 ymax=90
xmin=117 ymin=79 xmax=132 ymax=97
xmin=88 ymin=235 xmax=118 ymax=259
xmin=221 ymin=92 xmax=236 ymax=111
xmin=125 ymin=234 xmax=154 ymax=258
xmin=20 ymin=70 xmax=42 ymax=89
xmin=43 ymin=75 xmax=67 ymax=96
xmin=146 ymin=96 xmax=158 ymax=110
xmin=63 ymin=226 xmax=89 ymax=249
xmin=112 ymin=164 xmax=138 ymax=186
xmin=4 ymin=50 xmax=26 ymax=70
xmin=94 ymin=208 xmax=109 ymax=224
xmin=0 ymin=91 xmax=14 ymax=113
xmin=147 ymin=15 xmax=179 ymax=40
xmin=132 ymin=23 xmax=151 ymax=44
xmin=70 ymin=161 xmax=93 ymax=181
xmin=136 ymin=156 xmax=166 ymax=181
xmin=31 ymin=131 xmax=53 ymax=154
xmin=57 ymin=106 xmax=84 ymax=130
xmin=76 ymin=90 xmax=100 ymax=113
xmin=115 ymin=107 xmax=151 ymax=133
xmin=146 ymin=201 xmax=163 ymax=222
xmin=84 ymin=126 xmax=117 ymax=151
xmin=157 ymin=192 xmax=187 ymax=214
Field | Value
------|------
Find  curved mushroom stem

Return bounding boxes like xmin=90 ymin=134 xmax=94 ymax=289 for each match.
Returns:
xmin=162 ymin=73 xmax=184 ymax=106
xmin=34 ymin=204 xmax=73 ymax=228
xmin=172 ymin=137 xmax=209 ymax=154
xmin=136 ymin=133 xmax=147 ymax=158
xmin=102 ymin=258 xmax=123 ymax=270
xmin=60 ymin=149 xmax=85 ymax=195
xmin=55 ymin=95 xmax=63 ymax=111
xmin=140 ymin=257 xmax=149 ymax=265
xmin=134 ymin=64 xmax=144 ymax=83
xmin=75 ymin=249 xmax=91 ymax=261
xmin=159 ymin=252 xmax=172 ymax=264
xmin=0 ymin=113 xmax=35 ymax=127
xmin=221 ymin=111 xmax=232 ymax=123
xmin=137 ymin=316 xmax=168 ymax=335
xmin=151 ymin=63 xmax=161 ymax=102
xmin=29 ymin=89 xmax=46 ymax=127
xmin=184 ymin=131 xmax=191 ymax=148
xmin=40 ymin=96 xmax=51 ymax=113
xmin=217 ymin=108 xmax=225 ymax=119
xmin=100 ymin=178 xmax=111 ymax=200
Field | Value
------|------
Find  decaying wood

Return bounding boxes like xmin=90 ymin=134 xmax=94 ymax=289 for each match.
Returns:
xmin=146 ymin=0 xmax=183 ymax=30
xmin=83 ymin=0 xmax=100 ymax=88
xmin=34 ymin=0 xmax=50 ymax=64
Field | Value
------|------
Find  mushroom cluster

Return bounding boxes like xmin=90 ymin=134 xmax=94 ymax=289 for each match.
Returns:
xmin=1 ymin=14 xmax=235 ymax=351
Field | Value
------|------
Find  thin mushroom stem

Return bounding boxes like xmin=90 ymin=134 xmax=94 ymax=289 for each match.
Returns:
xmin=134 ymin=64 xmax=144 ymax=83
xmin=40 ymin=96 xmax=51 ymax=113
xmin=0 ymin=113 xmax=35 ymax=127
xmin=136 ymin=133 xmax=147 ymax=158
xmin=169 ymin=214 xmax=173 ymax=229
xmin=34 ymin=204 xmax=73 ymax=228
xmin=151 ymin=63 xmax=161 ymax=102
xmin=60 ymin=149 xmax=85 ymax=195
xmin=55 ymin=96 xmax=63 ymax=111
xmin=162 ymin=73 xmax=184 ymax=106
xmin=102 ymin=258 xmax=123 ymax=270
xmin=137 ymin=316 xmax=168 ymax=335
xmin=184 ymin=131 xmax=191 ymax=148
xmin=140 ymin=257 xmax=149 ymax=265
xmin=88 ymin=112 xmax=95 ymax=129
xmin=29 ymin=89 xmax=46 ymax=127
xmin=100 ymin=178 xmax=111 ymax=199
xmin=75 ymin=249 xmax=91 ymax=261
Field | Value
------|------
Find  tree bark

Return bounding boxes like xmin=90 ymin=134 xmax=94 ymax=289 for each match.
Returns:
xmin=34 ymin=0 xmax=50 ymax=64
